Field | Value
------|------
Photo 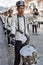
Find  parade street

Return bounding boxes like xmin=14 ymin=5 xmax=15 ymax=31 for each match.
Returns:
xmin=0 ymin=20 xmax=8 ymax=65
xmin=0 ymin=20 xmax=43 ymax=65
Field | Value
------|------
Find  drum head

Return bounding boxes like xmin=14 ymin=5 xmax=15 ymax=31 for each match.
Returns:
xmin=20 ymin=45 xmax=36 ymax=57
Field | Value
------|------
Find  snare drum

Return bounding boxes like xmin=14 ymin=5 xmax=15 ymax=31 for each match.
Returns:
xmin=20 ymin=45 xmax=38 ymax=64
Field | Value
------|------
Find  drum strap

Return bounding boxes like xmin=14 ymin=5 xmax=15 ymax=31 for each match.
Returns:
xmin=17 ymin=14 xmax=26 ymax=34
xmin=7 ymin=16 xmax=12 ymax=27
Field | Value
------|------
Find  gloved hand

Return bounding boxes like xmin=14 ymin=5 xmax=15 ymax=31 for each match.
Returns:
xmin=10 ymin=38 xmax=15 ymax=46
xmin=10 ymin=34 xmax=15 ymax=38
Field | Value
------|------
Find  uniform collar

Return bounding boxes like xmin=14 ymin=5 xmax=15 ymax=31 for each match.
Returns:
xmin=8 ymin=16 xmax=12 ymax=17
xmin=17 ymin=14 xmax=24 ymax=17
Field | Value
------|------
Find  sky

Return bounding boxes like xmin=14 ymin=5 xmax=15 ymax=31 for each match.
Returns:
xmin=0 ymin=0 xmax=24 ymax=7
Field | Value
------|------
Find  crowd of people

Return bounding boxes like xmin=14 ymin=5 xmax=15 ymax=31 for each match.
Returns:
xmin=0 ymin=1 xmax=39 ymax=65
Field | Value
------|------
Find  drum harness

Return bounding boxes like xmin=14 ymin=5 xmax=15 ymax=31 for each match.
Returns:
xmin=7 ymin=16 xmax=13 ymax=28
xmin=17 ymin=14 xmax=27 ymax=38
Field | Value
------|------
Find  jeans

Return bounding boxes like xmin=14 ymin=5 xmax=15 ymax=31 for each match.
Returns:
xmin=14 ymin=40 xmax=24 ymax=65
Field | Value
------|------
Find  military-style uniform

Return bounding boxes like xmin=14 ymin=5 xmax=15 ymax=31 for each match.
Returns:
xmin=10 ymin=1 xmax=30 ymax=65
xmin=6 ymin=9 xmax=13 ymax=45
xmin=11 ymin=14 xmax=30 ymax=65
xmin=3 ymin=15 xmax=8 ymax=30
xmin=11 ymin=14 xmax=29 ymax=41
xmin=7 ymin=15 xmax=13 ymax=44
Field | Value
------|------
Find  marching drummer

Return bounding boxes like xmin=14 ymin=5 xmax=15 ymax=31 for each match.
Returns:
xmin=10 ymin=1 xmax=30 ymax=65
xmin=7 ymin=9 xmax=13 ymax=45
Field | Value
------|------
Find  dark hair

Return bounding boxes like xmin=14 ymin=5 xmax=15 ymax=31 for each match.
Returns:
xmin=33 ymin=8 xmax=39 ymax=15
xmin=8 ymin=9 xmax=13 ymax=13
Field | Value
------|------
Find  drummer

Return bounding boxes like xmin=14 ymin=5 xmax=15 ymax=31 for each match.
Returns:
xmin=7 ymin=9 xmax=13 ymax=45
xmin=10 ymin=1 xmax=30 ymax=65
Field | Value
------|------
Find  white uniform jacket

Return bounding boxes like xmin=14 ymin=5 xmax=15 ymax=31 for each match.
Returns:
xmin=7 ymin=16 xmax=14 ymax=30
xmin=3 ymin=16 xmax=8 ymax=29
xmin=11 ymin=14 xmax=30 ymax=43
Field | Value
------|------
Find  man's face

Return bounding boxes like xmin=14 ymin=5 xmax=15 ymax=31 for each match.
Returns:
xmin=17 ymin=6 xmax=25 ymax=14
xmin=9 ymin=12 xmax=13 ymax=16
xmin=4 ymin=12 xmax=8 ymax=16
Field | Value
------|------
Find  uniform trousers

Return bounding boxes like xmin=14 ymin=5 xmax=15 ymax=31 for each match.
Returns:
xmin=14 ymin=40 xmax=25 ymax=65
xmin=7 ymin=30 xmax=11 ymax=44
